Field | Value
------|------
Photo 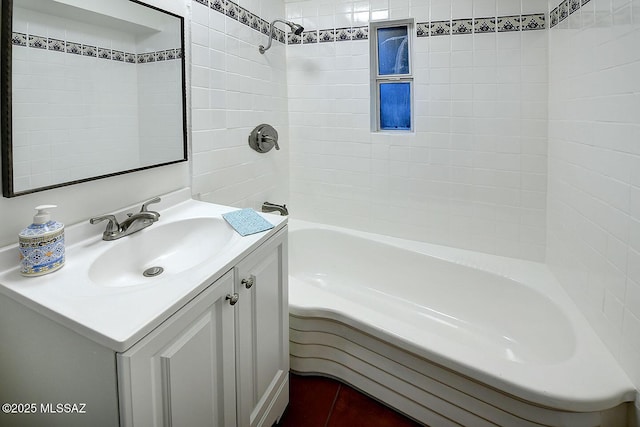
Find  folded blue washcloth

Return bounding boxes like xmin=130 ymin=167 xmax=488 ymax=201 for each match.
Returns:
xmin=222 ymin=208 xmax=274 ymax=236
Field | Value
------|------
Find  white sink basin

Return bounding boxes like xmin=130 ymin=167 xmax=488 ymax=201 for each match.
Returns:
xmin=0 ymin=189 xmax=287 ymax=351
xmin=88 ymin=217 xmax=238 ymax=287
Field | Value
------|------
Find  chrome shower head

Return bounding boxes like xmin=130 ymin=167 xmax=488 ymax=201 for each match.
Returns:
xmin=259 ymin=19 xmax=305 ymax=54
xmin=289 ymin=22 xmax=304 ymax=36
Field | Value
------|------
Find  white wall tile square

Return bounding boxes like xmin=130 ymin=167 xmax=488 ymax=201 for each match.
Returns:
xmin=285 ymin=0 xmax=548 ymax=262
xmin=547 ymin=2 xmax=640 ymax=391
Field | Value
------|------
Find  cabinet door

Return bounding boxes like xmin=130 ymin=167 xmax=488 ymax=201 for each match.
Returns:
xmin=235 ymin=228 xmax=289 ymax=427
xmin=118 ymin=271 xmax=237 ymax=427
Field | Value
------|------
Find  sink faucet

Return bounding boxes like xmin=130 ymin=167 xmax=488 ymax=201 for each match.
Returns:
xmin=262 ymin=202 xmax=288 ymax=216
xmin=90 ymin=197 xmax=161 ymax=241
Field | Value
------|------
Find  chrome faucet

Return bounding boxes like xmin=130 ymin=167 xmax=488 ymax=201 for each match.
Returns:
xmin=262 ymin=202 xmax=288 ymax=216
xmin=90 ymin=197 xmax=161 ymax=241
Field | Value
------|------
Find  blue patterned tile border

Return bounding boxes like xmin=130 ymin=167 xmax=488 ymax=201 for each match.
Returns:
xmin=193 ymin=0 xmax=546 ymax=46
xmin=302 ymin=30 xmax=318 ymax=44
xmin=336 ymin=27 xmax=352 ymax=41
xmin=415 ymin=13 xmax=543 ymax=38
xmin=497 ymin=16 xmax=521 ymax=32
xmin=13 ymin=32 xmax=181 ymax=64
xmin=319 ymin=29 xmax=335 ymax=43
xmin=550 ymin=0 xmax=591 ymax=28
xmin=451 ymin=19 xmax=473 ymax=35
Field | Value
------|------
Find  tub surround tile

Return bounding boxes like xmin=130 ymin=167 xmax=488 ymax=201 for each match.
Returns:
xmin=210 ymin=0 xmax=224 ymax=13
xmin=451 ymin=19 xmax=473 ymax=35
xmin=319 ymin=29 xmax=336 ymax=42
xmin=497 ymin=16 xmax=521 ymax=32
xmin=559 ymin=0 xmax=569 ymax=22
xmin=416 ymin=22 xmax=429 ymax=37
xmin=288 ymin=32 xmax=302 ymax=45
xmin=352 ymin=26 xmax=368 ymax=40
xmin=97 ymin=47 xmax=112 ymax=60
xmin=66 ymin=41 xmax=81 ymax=55
xmin=430 ymin=20 xmax=450 ymax=36
xmin=550 ymin=7 xmax=559 ymax=27
xmin=303 ymin=30 xmax=318 ymax=44
xmin=474 ymin=17 xmax=497 ymax=33
xmin=336 ymin=27 xmax=352 ymax=41
xmin=521 ymin=14 xmax=546 ymax=31
xmin=47 ymin=37 xmax=65 ymax=52
xmin=82 ymin=44 xmax=96 ymax=57
xmin=193 ymin=0 xmax=545 ymax=50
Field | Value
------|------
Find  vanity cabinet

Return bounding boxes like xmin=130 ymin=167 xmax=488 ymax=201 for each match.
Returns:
xmin=117 ymin=228 xmax=289 ymax=427
xmin=0 ymin=226 xmax=288 ymax=427
xmin=234 ymin=231 xmax=289 ymax=427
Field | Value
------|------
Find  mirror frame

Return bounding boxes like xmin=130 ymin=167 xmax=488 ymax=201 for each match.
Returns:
xmin=0 ymin=0 xmax=188 ymax=198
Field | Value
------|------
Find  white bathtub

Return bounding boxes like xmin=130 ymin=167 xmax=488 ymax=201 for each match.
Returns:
xmin=288 ymin=220 xmax=636 ymax=427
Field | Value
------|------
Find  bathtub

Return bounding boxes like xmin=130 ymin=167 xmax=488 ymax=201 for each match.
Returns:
xmin=287 ymin=220 xmax=636 ymax=427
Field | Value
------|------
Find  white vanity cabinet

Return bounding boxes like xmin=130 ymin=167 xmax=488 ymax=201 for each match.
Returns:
xmin=234 ymin=229 xmax=289 ymax=427
xmin=117 ymin=271 xmax=238 ymax=426
xmin=117 ymin=227 xmax=289 ymax=427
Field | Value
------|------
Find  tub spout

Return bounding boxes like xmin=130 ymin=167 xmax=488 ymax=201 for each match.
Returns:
xmin=262 ymin=202 xmax=288 ymax=216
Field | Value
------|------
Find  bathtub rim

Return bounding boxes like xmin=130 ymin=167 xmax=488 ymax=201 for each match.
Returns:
xmin=287 ymin=218 xmax=637 ymax=413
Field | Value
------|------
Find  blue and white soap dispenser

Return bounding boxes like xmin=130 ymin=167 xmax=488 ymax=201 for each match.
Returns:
xmin=18 ymin=205 xmax=65 ymax=276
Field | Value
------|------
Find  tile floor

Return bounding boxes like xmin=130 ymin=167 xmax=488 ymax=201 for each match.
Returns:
xmin=276 ymin=374 xmax=423 ymax=427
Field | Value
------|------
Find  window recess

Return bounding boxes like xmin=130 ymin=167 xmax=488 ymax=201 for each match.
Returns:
xmin=370 ymin=19 xmax=414 ymax=132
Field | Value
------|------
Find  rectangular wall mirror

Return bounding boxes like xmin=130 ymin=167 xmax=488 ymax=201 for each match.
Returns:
xmin=1 ymin=0 xmax=187 ymax=197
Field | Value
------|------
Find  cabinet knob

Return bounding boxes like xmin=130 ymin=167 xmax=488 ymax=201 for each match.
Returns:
xmin=242 ymin=276 xmax=255 ymax=289
xmin=226 ymin=293 xmax=239 ymax=306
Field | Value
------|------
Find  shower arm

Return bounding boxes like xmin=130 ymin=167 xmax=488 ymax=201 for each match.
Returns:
xmin=259 ymin=19 xmax=299 ymax=54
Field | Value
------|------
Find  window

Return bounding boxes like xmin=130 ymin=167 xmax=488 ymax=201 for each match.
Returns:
xmin=370 ymin=19 xmax=414 ymax=132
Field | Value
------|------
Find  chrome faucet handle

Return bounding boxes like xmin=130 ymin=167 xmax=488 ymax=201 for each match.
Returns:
xmin=141 ymin=197 xmax=161 ymax=213
xmin=89 ymin=215 xmax=120 ymax=234
xmin=261 ymin=135 xmax=280 ymax=150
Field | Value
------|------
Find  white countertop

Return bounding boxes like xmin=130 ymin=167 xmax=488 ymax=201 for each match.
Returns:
xmin=0 ymin=189 xmax=287 ymax=352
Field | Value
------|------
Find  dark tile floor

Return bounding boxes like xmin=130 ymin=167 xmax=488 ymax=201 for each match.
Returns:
xmin=276 ymin=374 xmax=423 ymax=427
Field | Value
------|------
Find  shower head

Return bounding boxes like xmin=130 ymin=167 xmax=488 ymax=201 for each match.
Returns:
xmin=259 ymin=19 xmax=305 ymax=54
xmin=288 ymin=22 xmax=304 ymax=36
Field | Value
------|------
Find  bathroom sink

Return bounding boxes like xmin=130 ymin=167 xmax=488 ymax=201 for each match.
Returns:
xmin=88 ymin=217 xmax=238 ymax=287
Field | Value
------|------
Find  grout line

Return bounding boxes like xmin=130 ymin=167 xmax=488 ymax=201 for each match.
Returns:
xmin=324 ymin=383 xmax=341 ymax=427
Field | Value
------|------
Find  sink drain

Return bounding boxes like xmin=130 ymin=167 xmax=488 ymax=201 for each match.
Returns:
xmin=143 ymin=266 xmax=164 ymax=277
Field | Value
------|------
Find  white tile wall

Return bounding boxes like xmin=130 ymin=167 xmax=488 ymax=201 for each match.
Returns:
xmin=547 ymin=0 xmax=640 ymax=394
xmin=190 ymin=0 xmax=290 ymax=209
xmin=285 ymin=0 xmax=548 ymax=261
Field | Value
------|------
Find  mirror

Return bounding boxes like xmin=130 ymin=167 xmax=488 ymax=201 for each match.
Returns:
xmin=1 ymin=0 xmax=187 ymax=197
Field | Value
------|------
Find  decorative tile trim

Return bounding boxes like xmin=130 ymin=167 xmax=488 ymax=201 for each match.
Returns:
xmin=352 ymin=26 xmax=368 ymax=40
xmin=416 ymin=13 xmax=543 ymax=38
xmin=193 ymin=0 xmax=546 ymax=47
xmin=416 ymin=22 xmax=429 ymax=37
xmin=430 ymin=20 xmax=450 ymax=36
xmin=336 ymin=27 xmax=352 ymax=41
xmin=302 ymin=30 xmax=318 ymax=44
xmin=13 ymin=32 xmax=181 ymax=64
xmin=497 ymin=15 xmax=520 ymax=32
xmin=288 ymin=32 xmax=301 ymax=45
xmin=474 ymin=17 xmax=496 ymax=33
xmin=319 ymin=29 xmax=335 ymax=43
xmin=451 ymin=19 xmax=473 ymax=35
xmin=550 ymin=0 xmax=590 ymax=28
xmin=521 ymin=14 xmax=546 ymax=31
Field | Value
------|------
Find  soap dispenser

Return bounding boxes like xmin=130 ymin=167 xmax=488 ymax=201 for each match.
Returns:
xmin=18 ymin=205 xmax=65 ymax=277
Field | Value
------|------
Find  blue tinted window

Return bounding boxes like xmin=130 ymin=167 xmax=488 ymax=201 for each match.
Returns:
xmin=377 ymin=27 xmax=409 ymax=75
xmin=379 ymin=82 xmax=411 ymax=130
